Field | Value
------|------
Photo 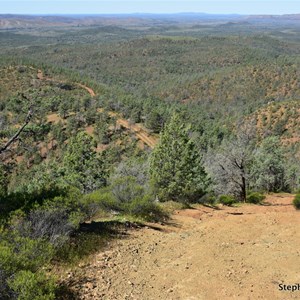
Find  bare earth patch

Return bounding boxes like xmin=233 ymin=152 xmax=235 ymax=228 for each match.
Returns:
xmin=63 ymin=194 xmax=300 ymax=300
xmin=38 ymin=66 xmax=159 ymax=149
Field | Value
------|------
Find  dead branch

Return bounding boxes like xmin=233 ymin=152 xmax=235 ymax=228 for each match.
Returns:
xmin=0 ymin=95 xmax=33 ymax=155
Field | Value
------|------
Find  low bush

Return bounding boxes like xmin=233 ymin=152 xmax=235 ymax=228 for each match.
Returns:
xmin=81 ymin=189 xmax=119 ymax=216
xmin=126 ymin=195 xmax=168 ymax=222
xmin=0 ymin=187 xmax=85 ymax=300
xmin=218 ymin=195 xmax=236 ymax=206
xmin=10 ymin=207 xmax=81 ymax=247
xmin=0 ymin=174 xmax=169 ymax=299
xmin=293 ymin=194 xmax=300 ymax=210
xmin=81 ymin=185 xmax=166 ymax=221
xmin=158 ymin=201 xmax=187 ymax=213
xmin=0 ymin=235 xmax=54 ymax=274
xmin=0 ymin=232 xmax=56 ymax=300
xmin=198 ymin=194 xmax=216 ymax=206
xmin=111 ymin=176 xmax=145 ymax=205
xmin=8 ymin=270 xmax=56 ymax=300
xmin=246 ymin=192 xmax=266 ymax=204
xmin=28 ymin=209 xmax=75 ymax=246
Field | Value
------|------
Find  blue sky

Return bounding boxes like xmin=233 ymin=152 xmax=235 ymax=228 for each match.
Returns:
xmin=0 ymin=1 xmax=299 ymax=15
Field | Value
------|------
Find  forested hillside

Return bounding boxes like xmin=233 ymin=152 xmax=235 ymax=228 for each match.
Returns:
xmin=0 ymin=14 xmax=299 ymax=299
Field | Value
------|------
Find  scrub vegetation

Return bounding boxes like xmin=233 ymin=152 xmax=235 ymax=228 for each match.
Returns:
xmin=0 ymin=14 xmax=299 ymax=298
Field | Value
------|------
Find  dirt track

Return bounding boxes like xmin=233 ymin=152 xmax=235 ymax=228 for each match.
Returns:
xmin=37 ymin=69 xmax=158 ymax=149
xmin=65 ymin=194 xmax=300 ymax=300
xmin=115 ymin=119 xmax=157 ymax=149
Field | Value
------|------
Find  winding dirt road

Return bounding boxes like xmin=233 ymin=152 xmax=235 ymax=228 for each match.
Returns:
xmin=37 ymin=69 xmax=158 ymax=149
xmin=64 ymin=194 xmax=300 ymax=300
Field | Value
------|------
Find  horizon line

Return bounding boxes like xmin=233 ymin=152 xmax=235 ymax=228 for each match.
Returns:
xmin=1 ymin=12 xmax=299 ymax=16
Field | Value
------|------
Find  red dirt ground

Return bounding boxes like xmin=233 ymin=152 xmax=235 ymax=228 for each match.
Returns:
xmin=62 ymin=193 xmax=300 ymax=300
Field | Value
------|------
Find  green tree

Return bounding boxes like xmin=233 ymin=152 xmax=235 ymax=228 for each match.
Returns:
xmin=94 ymin=120 xmax=109 ymax=144
xmin=62 ymin=132 xmax=107 ymax=193
xmin=145 ymin=110 xmax=163 ymax=133
xmin=250 ymin=136 xmax=287 ymax=192
xmin=52 ymin=121 xmax=66 ymax=144
xmin=149 ymin=113 xmax=207 ymax=202
xmin=58 ymin=101 xmax=68 ymax=119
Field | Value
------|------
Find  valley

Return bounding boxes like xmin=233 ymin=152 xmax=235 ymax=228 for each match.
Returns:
xmin=0 ymin=13 xmax=299 ymax=300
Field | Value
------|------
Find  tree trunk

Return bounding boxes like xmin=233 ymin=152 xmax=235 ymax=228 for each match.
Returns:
xmin=241 ymin=175 xmax=247 ymax=202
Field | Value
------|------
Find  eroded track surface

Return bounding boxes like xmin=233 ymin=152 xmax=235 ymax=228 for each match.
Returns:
xmin=65 ymin=194 xmax=300 ymax=300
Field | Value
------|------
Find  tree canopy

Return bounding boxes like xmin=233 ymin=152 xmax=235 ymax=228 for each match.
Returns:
xmin=150 ymin=113 xmax=207 ymax=202
xmin=62 ymin=132 xmax=107 ymax=193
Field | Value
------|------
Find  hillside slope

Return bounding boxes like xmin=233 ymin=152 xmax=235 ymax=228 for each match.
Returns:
xmin=64 ymin=194 xmax=299 ymax=300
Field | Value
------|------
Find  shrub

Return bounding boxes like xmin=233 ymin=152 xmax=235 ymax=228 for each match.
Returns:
xmin=127 ymin=195 xmax=167 ymax=222
xmin=8 ymin=270 xmax=56 ymax=300
xmin=246 ymin=192 xmax=266 ymax=204
xmin=81 ymin=189 xmax=119 ymax=215
xmin=42 ymin=187 xmax=82 ymax=212
xmin=0 ymin=233 xmax=55 ymax=300
xmin=158 ymin=201 xmax=187 ymax=214
xmin=293 ymin=194 xmax=300 ymax=210
xmin=218 ymin=195 xmax=236 ymax=206
xmin=198 ymin=194 xmax=216 ymax=206
xmin=0 ymin=235 xmax=53 ymax=274
xmin=81 ymin=179 xmax=168 ymax=221
xmin=11 ymin=209 xmax=76 ymax=247
xmin=80 ymin=192 xmax=102 ymax=219
xmin=111 ymin=158 xmax=149 ymax=186
xmin=111 ymin=176 xmax=145 ymax=205
xmin=29 ymin=209 xmax=76 ymax=245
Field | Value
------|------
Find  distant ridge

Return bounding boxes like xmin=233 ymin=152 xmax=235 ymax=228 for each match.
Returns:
xmin=247 ymin=13 xmax=300 ymax=19
xmin=0 ymin=13 xmax=299 ymax=29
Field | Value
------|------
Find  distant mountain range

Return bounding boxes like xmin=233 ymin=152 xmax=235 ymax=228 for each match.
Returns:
xmin=0 ymin=13 xmax=299 ymax=29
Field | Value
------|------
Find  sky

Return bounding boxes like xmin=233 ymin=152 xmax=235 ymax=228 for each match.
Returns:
xmin=0 ymin=0 xmax=299 ymax=15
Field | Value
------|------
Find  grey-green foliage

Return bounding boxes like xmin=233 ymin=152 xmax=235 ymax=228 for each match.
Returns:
xmin=206 ymin=121 xmax=256 ymax=202
xmin=111 ymin=157 xmax=150 ymax=187
xmin=250 ymin=136 xmax=287 ymax=192
xmin=62 ymin=132 xmax=107 ymax=193
xmin=207 ymin=125 xmax=291 ymax=199
xmin=108 ymin=157 xmax=167 ymax=220
xmin=109 ymin=149 xmax=149 ymax=195
xmin=149 ymin=113 xmax=207 ymax=202
xmin=15 ymin=208 xmax=76 ymax=247
xmin=285 ymin=156 xmax=300 ymax=192
xmin=111 ymin=176 xmax=146 ymax=205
